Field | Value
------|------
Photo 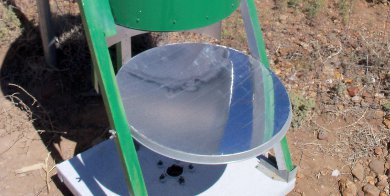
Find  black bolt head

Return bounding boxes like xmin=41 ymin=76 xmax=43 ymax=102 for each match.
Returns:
xmin=159 ymin=174 xmax=165 ymax=180
xmin=178 ymin=176 xmax=185 ymax=184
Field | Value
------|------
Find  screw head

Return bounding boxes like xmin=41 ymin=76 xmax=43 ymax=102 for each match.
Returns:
xmin=159 ymin=173 xmax=166 ymax=183
xmin=178 ymin=176 xmax=185 ymax=185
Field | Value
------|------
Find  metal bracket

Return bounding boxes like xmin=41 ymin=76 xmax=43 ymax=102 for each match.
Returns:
xmin=256 ymin=154 xmax=297 ymax=182
xmin=109 ymin=129 xmax=117 ymax=139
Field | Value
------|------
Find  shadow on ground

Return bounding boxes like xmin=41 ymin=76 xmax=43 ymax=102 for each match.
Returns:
xmin=0 ymin=1 xmax=154 ymax=194
xmin=1 ymin=2 xmax=109 ymax=160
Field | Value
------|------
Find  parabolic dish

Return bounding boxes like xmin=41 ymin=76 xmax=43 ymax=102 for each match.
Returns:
xmin=116 ymin=43 xmax=291 ymax=164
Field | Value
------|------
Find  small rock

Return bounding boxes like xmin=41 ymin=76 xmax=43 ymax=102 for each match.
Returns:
xmin=352 ymin=163 xmax=365 ymax=181
xmin=375 ymin=147 xmax=383 ymax=156
xmin=334 ymin=71 xmax=343 ymax=80
xmin=375 ymin=93 xmax=385 ymax=99
xmin=366 ymin=176 xmax=377 ymax=185
xmin=347 ymin=87 xmax=359 ymax=97
xmin=375 ymin=111 xmax=385 ymax=119
xmin=376 ymin=179 xmax=388 ymax=190
xmin=365 ymin=97 xmax=374 ymax=104
xmin=296 ymin=171 xmax=304 ymax=179
xmin=352 ymin=96 xmax=362 ymax=103
xmin=362 ymin=91 xmax=372 ymax=99
xmin=339 ymin=179 xmax=357 ymax=196
xmin=377 ymin=174 xmax=388 ymax=182
xmin=379 ymin=192 xmax=387 ymax=196
xmin=317 ymin=130 xmax=328 ymax=140
xmin=278 ymin=48 xmax=290 ymax=56
xmin=369 ymin=170 xmax=378 ymax=178
xmin=363 ymin=184 xmax=380 ymax=196
xmin=279 ymin=15 xmax=288 ymax=23
xmin=383 ymin=118 xmax=390 ymax=129
xmin=343 ymin=78 xmax=353 ymax=84
xmin=299 ymin=42 xmax=310 ymax=50
xmin=383 ymin=148 xmax=388 ymax=156
xmin=274 ymin=68 xmax=282 ymax=75
xmin=357 ymin=190 xmax=364 ymax=196
xmin=369 ymin=160 xmax=385 ymax=175
xmin=332 ymin=169 xmax=341 ymax=177
xmin=337 ymin=104 xmax=345 ymax=110
xmin=361 ymin=101 xmax=370 ymax=107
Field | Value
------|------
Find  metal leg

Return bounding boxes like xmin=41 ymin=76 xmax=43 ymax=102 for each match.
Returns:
xmin=106 ymin=25 xmax=144 ymax=71
xmin=106 ymin=22 xmax=222 ymax=73
xmin=240 ymin=0 xmax=270 ymax=65
xmin=78 ymin=0 xmax=147 ymax=194
xmin=92 ymin=67 xmax=99 ymax=93
xmin=36 ymin=0 xmax=57 ymax=66
xmin=240 ymin=0 xmax=296 ymax=180
xmin=274 ymin=137 xmax=294 ymax=175
xmin=114 ymin=38 xmax=132 ymax=72
xmin=106 ymin=25 xmax=145 ymax=48
xmin=187 ymin=22 xmax=222 ymax=40
xmin=90 ymin=25 xmax=143 ymax=93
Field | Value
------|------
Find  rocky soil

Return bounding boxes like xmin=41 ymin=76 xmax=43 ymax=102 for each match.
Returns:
xmin=0 ymin=0 xmax=389 ymax=195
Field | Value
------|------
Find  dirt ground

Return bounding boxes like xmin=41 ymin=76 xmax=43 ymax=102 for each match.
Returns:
xmin=0 ymin=0 xmax=389 ymax=195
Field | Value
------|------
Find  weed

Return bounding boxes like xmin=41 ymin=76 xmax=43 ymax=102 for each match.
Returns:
xmin=339 ymin=0 xmax=354 ymax=24
xmin=305 ymin=0 xmax=324 ymax=19
xmin=274 ymin=0 xmax=288 ymax=10
xmin=290 ymin=92 xmax=316 ymax=128
xmin=288 ymin=0 xmax=301 ymax=9
xmin=0 ymin=2 xmax=21 ymax=45
xmin=382 ymin=102 xmax=390 ymax=113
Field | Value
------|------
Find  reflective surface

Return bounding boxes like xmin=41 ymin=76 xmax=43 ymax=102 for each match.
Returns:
xmin=117 ymin=43 xmax=291 ymax=164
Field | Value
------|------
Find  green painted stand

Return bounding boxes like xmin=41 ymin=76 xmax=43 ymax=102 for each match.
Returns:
xmin=77 ymin=0 xmax=295 ymax=195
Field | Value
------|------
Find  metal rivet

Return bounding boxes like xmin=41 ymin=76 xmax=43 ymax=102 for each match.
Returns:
xmin=159 ymin=173 xmax=166 ymax=182
xmin=136 ymin=18 xmax=140 ymax=23
xmin=157 ymin=160 xmax=163 ymax=167
xmin=188 ymin=164 xmax=194 ymax=172
xmin=172 ymin=20 xmax=176 ymax=24
xmin=178 ymin=176 xmax=185 ymax=185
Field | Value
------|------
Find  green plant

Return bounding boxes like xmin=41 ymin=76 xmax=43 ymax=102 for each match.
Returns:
xmin=339 ymin=0 xmax=354 ymax=24
xmin=305 ymin=0 xmax=324 ymax=19
xmin=382 ymin=102 xmax=390 ymax=113
xmin=0 ymin=2 xmax=21 ymax=45
xmin=290 ymin=92 xmax=316 ymax=128
xmin=288 ymin=0 xmax=301 ymax=9
xmin=275 ymin=0 xmax=288 ymax=10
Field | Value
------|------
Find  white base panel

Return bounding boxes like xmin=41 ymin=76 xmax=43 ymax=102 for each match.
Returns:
xmin=57 ymin=139 xmax=295 ymax=196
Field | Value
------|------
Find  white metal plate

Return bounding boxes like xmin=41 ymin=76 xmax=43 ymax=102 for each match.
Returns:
xmin=57 ymin=139 xmax=295 ymax=196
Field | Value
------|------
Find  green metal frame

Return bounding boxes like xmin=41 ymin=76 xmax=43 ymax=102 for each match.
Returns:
xmin=242 ymin=0 xmax=294 ymax=172
xmin=77 ymin=0 xmax=294 ymax=194
xmin=77 ymin=0 xmax=147 ymax=195
xmin=109 ymin=0 xmax=239 ymax=31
